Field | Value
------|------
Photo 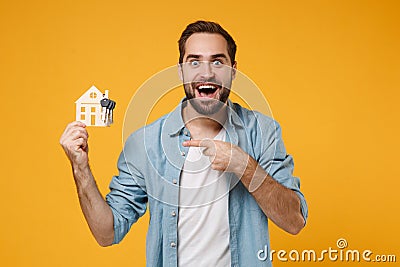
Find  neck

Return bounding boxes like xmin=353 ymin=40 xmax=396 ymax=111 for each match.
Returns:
xmin=182 ymin=101 xmax=228 ymax=140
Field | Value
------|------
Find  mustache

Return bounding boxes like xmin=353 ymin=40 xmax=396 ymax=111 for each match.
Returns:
xmin=184 ymin=78 xmax=222 ymax=86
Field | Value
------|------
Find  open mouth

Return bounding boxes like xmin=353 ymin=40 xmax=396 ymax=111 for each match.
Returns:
xmin=194 ymin=83 xmax=221 ymax=98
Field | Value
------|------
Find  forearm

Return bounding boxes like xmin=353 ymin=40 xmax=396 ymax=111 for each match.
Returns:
xmin=238 ymin=157 xmax=305 ymax=235
xmin=73 ymin=164 xmax=115 ymax=246
xmin=183 ymin=139 xmax=305 ymax=234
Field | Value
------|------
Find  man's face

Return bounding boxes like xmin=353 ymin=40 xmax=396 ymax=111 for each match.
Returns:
xmin=180 ymin=33 xmax=237 ymax=115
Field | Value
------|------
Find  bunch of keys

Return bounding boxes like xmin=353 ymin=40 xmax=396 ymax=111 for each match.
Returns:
xmin=100 ymin=97 xmax=116 ymax=126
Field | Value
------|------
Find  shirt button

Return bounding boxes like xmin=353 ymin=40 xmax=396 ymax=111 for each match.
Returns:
xmin=181 ymin=151 xmax=186 ymax=156
xmin=172 ymin=179 xmax=177 ymax=184
xmin=171 ymin=242 xmax=176 ymax=248
xmin=171 ymin=211 xmax=176 ymax=217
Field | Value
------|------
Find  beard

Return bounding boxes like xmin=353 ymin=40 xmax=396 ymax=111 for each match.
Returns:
xmin=183 ymin=81 xmax=231 ymax=115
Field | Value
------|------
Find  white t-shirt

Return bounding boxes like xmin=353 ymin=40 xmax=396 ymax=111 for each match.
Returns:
xmin=178 ymin=128 xmax=231 ymax=267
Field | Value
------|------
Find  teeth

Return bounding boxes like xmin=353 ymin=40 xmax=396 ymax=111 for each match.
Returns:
xmin=198 ymin=85 xmax=217 ymax=90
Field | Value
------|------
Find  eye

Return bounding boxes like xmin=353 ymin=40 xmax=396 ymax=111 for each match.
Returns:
xmin=212 ymin=60 xmax=222 ymax=66
xmin=190 ymin=60 xmax=200 ymax=67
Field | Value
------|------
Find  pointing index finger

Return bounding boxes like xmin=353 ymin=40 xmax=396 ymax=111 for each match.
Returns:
xmin=183 ymin=139 xmax=215 ymax=148
xmin=182 ymin=140 xmax=202 ymax=147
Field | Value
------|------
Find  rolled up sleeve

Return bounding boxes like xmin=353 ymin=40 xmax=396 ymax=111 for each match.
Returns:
xmin=257 ymin=119 xmax=308 ymax=224
xmin=105 ymin=136 xmax=148 ymax=244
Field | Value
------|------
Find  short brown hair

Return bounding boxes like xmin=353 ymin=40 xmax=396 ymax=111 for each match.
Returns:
xmin=178 ymin=20 xmax=237 ymax=65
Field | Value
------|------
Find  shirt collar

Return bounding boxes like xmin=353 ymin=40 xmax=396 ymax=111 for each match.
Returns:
xmin=165 ymin=98 xmax=242 ymax=137
xmin=164 ymin=99 xmax=186 ymax=136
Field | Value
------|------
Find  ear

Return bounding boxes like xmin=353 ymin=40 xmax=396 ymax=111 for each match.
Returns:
xmin=231 ymin=61 xmax=237 ymax=80
xmin=177 ymin=63 xmax=183 ymax=81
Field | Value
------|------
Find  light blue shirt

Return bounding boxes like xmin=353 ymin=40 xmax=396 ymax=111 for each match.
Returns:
xmin=105 ymin=100 xmax=308 ymax=267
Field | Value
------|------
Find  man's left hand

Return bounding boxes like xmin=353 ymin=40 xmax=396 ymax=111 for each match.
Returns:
xmin=182 ymin=139 xmax=254 ymax=176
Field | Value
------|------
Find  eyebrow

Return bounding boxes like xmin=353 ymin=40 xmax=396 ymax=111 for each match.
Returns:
xmin=185 ymin=53 xmax=229 ymax=61
xmin=210 ymin=54 xmax=229 ymax=60
xmin=185 ymin=54 xmax=201 ymax=61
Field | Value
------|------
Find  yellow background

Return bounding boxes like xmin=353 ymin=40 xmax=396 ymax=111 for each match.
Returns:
xmin=1 ymin=0 xmax=399 ymax=266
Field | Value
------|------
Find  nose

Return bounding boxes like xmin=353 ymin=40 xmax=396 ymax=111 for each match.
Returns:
xmin=199 ymin=61 xmax=215 ymax=79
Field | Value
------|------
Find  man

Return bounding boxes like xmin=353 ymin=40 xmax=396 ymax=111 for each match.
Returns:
xmin=60 ymin=21 xmax=308 ymax=267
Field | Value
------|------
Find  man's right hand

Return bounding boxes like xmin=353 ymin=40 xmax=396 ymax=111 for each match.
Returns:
xmin=59 ymin=121 xmax=115 ymax=246
xmin=60 ymin=121 xmax=89 ymax=169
